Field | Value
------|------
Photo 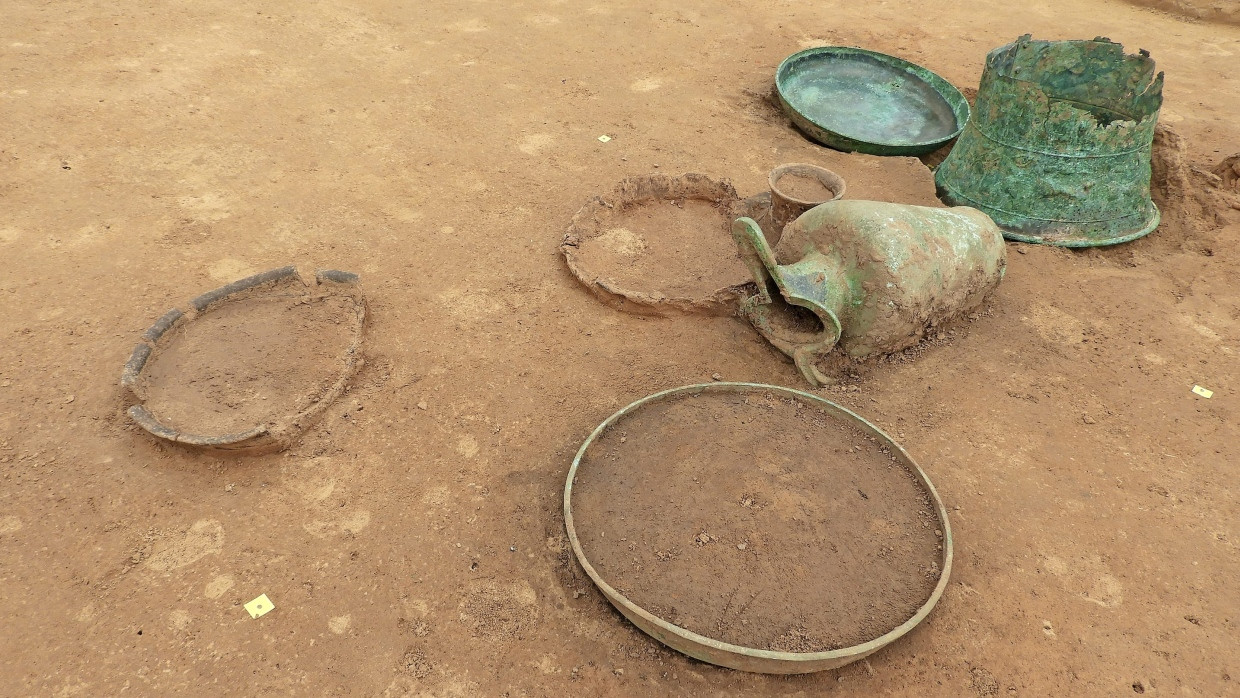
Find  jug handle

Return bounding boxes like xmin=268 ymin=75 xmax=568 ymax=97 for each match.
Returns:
xmin=731 ymin=217 xmax=779 ymax=303
xmin=733 ymin=217 xmax=842 ymax=335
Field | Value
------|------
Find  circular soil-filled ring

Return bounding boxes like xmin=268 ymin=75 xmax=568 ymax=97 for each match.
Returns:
xmin=561 ymin=172 xmax=752 ymax=317
xmin=563 ymin=382 xmax=953 ymax=674
xmin=120 ymin=267 xmax=366 ymax=452
xmin=769 ymin=163 xmax=847 ymax=206
xmin=768 ymin=163 xmax=847 ymax=233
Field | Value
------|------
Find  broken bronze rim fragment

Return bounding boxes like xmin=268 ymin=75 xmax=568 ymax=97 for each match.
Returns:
xmin=120 ymin=267 xmax=366 ymax=452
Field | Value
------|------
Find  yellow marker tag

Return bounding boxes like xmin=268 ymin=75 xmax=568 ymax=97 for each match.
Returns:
xmin=1192 ymin=385 xmax=1213 ymax=399
xmin=245 ymin=594 xmax=274 ymax=619
xmin=597 ymin=135 xmax=612 ymax=143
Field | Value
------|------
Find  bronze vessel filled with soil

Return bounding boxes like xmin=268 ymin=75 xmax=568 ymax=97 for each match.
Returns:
xmin=564 ymin=382 xmax=953 ymax=674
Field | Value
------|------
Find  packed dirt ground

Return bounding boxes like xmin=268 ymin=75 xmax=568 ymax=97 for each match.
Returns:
xmin=2 ymin=0 xmax=1239 ymax=695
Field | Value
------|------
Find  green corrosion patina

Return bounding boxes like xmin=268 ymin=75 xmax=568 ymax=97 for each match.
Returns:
xmin=775 ymin=46 xmax=970 ymax=156
xmin=732 ymin=200 xmax=1006 ymax=387
xmin=935 ymin=35 xmax=1164 ymax=247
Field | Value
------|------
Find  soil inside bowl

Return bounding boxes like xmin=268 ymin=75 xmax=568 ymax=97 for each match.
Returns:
xmin=777 ymin=173 xmax=837 ymax=202
xmin=574 ymin=198 xmax=747 ymax=298
xmin=571 ymin=389 xmax=942 ymax=653
xmin=138 ymin=293 xmax=359 ymax=435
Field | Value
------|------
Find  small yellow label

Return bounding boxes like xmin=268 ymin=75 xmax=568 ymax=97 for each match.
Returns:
xmin=597 ymin=135 xmax=612 ymax=143
xmin=1192 ymin=385 xmax=1213 ymax=399
xmin=244 ymin=594 xmax=274 ymax=618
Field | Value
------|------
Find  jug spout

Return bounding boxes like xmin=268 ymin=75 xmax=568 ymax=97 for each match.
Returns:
xmin=732 ymin=217 xmax=846 ymax=386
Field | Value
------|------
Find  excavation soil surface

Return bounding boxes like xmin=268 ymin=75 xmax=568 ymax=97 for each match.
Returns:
xmin=572 ymin=389 xmax=941 ymax=652
xmin=575 ymin=199 xmax=745 ymax=298
xmin=776 ymin=173 xmax=839 ymax=202
xmin=138 ymin=294 xmax=359 ymax=435
xmin=2 ymin=0 xmax=1239 ymax=696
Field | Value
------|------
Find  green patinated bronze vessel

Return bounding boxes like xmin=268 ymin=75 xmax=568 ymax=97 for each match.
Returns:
xmin=935 ymin=35 xmax=1164 ymax=247
xmin=775 ymin=47 xmax=970 ymax=156
xmin=733 ymin=201 xmax=1006 ymax=387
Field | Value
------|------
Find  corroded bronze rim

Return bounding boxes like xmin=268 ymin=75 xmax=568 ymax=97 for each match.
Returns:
xmin=564 ymin=382 xmax=953 ymax=674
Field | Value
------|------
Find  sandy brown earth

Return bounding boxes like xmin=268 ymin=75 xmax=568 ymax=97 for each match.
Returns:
xmin=1 ymin=0 xmax=1238 ymax=696
xmin=1124 ymin=0 xmax=1240 ymax=25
